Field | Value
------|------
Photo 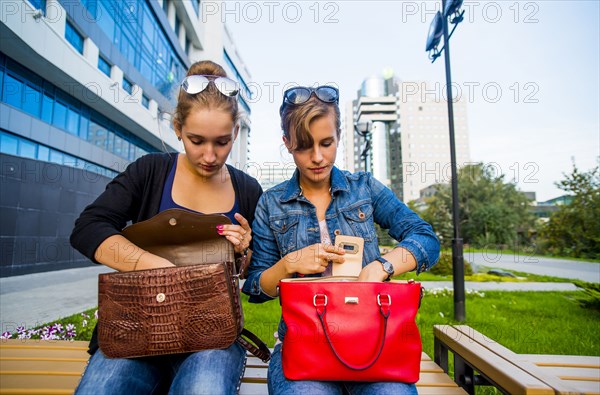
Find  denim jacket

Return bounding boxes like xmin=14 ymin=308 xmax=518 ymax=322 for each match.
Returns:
xmin=242 ymin=166 xmax=440 ymax=304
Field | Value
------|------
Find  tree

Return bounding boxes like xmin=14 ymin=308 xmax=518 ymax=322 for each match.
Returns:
xmin=420 ymin=164 xmax=534 ymax=248
xmin=539 ymin=164 xmax=600 ymax=259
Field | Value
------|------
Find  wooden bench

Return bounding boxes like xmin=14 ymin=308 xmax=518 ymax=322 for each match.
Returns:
xmin=0 ymin=339 xmax=466 ymax=394
xmin=434 ymin=324 xmax=600 ymax=395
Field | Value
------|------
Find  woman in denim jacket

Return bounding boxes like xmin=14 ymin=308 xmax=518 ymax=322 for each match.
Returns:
xmin=242 ymin=85 xmax=440 ymax=394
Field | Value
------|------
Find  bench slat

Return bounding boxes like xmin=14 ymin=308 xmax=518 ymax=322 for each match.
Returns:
xmin=560 ymin=380 xmax=600 ymax=395
xmin=0 ymin=374 xmax=82 ymax=390
xmin=416 ymin=388 xmax=471 ymax=395
xmin=0 ymin=348 xmax=88 ymax=359
xmin=434 ymin=325 xmax=554 ymax=395
xmin=535 ymin=366 xmax=600 ymax=382
xmin=521 ymin=355 xmax=600 ymax=368
xmin=1 ymin=360 xmax=88 ymax=372
xmin=450 ymin=326 xmax=591 ymax=395
xmin=1 ymin=340 xmax=466 ymax=395
xmin=436 ymin=325 xmax=600 ymax=395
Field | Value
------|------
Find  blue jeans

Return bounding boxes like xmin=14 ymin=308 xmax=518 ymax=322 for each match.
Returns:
xmin=267 ymin=344 xmax=417 ymax=395
xmin=75 ymin=343 xmax=246 ymax=395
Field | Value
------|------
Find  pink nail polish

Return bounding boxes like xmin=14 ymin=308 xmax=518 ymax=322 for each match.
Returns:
xmin=216 ymin=225 xmax=224 ymax=230
xmin=217 ymin=229 xmax=223 ymax=235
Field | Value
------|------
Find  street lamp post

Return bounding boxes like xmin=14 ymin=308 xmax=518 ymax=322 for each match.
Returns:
xmin=355 ymin=120 xmax=373 ymax=172
xmin=426 ymin=0 xmax=466 ymax=321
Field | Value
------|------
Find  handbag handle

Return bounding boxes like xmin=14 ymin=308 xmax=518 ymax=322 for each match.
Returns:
xmin=314 ymin=293 xmax=390 ymax=371
xmin=237 ymin=328 xmax=272 ymax=363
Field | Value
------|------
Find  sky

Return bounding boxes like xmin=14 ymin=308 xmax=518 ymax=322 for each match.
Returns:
xmin=221 ymin=0 xmax=599 ymax=201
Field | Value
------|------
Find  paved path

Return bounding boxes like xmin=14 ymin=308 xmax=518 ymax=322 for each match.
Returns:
xmin=465 ymin=251 xmax=599 ymax=283
xmin=0 ymin=265 xmax=112 ymax=333
xmin=422 ymin=281 xmax=580 ymax=292
xmin=0 ymin=265 xmax=585 ymax=332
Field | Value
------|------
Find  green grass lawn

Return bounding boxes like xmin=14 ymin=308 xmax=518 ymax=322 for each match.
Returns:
xmin=242 ymin=290 xmax=600 ymax=358
xmin=394 ymin=270 xmax=575 ymax=283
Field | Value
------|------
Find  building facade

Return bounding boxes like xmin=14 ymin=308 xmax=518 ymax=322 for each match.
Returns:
xmin=343 ymin=73 xmax=470 ymax=203
xmin=0 ymin=0 xmax=252 ymax=276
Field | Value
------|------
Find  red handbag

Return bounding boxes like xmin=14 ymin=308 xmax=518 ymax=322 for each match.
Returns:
xmin=279 ymin=277 xmax=423 ymax=383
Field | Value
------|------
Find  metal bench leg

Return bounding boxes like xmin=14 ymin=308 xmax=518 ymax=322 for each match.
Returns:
xmin=434 ymin=337 xmax=449 ymax=373
xmin=454 ymin=355 xmax=475 ymax=395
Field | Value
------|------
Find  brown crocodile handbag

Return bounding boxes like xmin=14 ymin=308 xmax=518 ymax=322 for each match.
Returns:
xmin=97 ymin=209 xmax=270 ymax=362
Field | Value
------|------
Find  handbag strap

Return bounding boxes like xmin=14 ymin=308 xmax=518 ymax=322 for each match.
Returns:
xmin=314 ymin=293 xmax=390 ymax=371
xmin=237 ymin=328 xmax=271 ymax=363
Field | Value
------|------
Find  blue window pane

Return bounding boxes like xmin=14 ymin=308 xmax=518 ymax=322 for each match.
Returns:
xmin=18 ymin=139 xmax=37 ymax=159
xmin=142 ymin=9 xmax=155 ymax=41
xmin=66 ymin=107 xmax=79 ymax=135
xmin=41 ymin=94 xmax=53 ymax=123
xmin=162 ymin=0 xmax=168 ymax=14
xmin=49 ymin=150 xmax=64 ymax=164
xmin=62 ymin=152 xmax=77 ymax=166
xmin=0 ymin=132 xmax=18 ymax=155
xmin=191 ymin=0 xmax=199 ymax=15
xmin=121 ymin=139 xmax=130 ymax=159
xmin=128 ymin=144 xmax=135 ymax=160
xmin=29 ymin=0 xmax=46 ymax=12
xmin=22 ymin=84 xmax=42 ymax=117
xmin=97 ymin=1 xmax=115 ymax=42
xmin=52 ymin=101 xmax=67 ymax=129
xmin=98 ymin=56 xmax=111 ymax=76
xmin=106 ymin=130 xmax=115 ymax=153
xmin=113 ymin=134 xmax=125 ymax=157
xmin=142 ymin=94 xmax=149 ymax=108
xmin=122 ymin=78 xmax=133 ymax=94
xmin=2 ymin=74 xmax=23 ymax=108
xmin=65 ymin=20 xmax=84 ymax=54
xmin=140 ymin=55 xmax=153 ymax=83
xmin=79 ymin=115 xmax=89 ymax=139
xmin=37 ymin=145 xmax=50 ymax=161
xmin=88 ymin=120 xmax=107 ymax=149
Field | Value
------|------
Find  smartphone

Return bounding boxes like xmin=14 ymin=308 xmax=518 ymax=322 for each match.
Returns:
xmin=333 ymin=235 xmax=364 ymax=277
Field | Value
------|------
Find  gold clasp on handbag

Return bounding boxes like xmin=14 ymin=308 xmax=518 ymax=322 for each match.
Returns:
xmin=156 ymin=293 xmax=166 ymax=303
xmin=345 ymin=297 xmax=359 ymax=304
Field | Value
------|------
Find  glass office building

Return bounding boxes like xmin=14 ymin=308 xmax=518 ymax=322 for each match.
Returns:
xmin=0 ymin=0 xmax=253 ymax=275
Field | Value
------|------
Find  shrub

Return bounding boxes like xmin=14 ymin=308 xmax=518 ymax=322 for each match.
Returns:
xmin=430 ymin=252 xmax=473 ymax=276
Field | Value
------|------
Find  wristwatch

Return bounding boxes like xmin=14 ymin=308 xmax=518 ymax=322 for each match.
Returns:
xmin=375 ymin=257 xmax=394 ymax=281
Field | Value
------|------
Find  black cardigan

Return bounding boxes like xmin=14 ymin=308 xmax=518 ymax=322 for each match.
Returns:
xmin=70 ymin=152 xmax=263 ymax=263
xmin=70 ymin=153 xmax=262 ymax=355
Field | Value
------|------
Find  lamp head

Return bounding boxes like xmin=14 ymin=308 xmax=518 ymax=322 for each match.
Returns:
xmin=354 ymin=120 xmax=372 ymax=136
xmin=425 ymin=11 xmax=443 ymax=52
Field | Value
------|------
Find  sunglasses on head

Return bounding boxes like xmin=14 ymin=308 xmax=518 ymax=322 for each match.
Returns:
xmin=280 ymin=85 xmax=339 ymax=114
xmin=180 ymin=75 xmax=240 ymax=97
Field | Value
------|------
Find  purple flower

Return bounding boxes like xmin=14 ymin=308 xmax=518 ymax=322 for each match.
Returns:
xmin=64 ymin=324 xmax=76 ymax=339
xmin=16 ymin=326 xmax=26 ymax=335
xmin=53 ymin=323 xmax=63 ymax=333
xmin=81 ymin=312 xmax=90 ymax=319
xmin=1 ymin=331 xmax=11 ymax=339
xmin=82 ymin=319 xmax=88 ymax=327
xmin=17 ymin=331 xmax=31 ymax=340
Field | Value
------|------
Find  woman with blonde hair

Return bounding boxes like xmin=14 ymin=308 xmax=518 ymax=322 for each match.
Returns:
xmin=71 ymin=60 xmax=262 ymax=394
